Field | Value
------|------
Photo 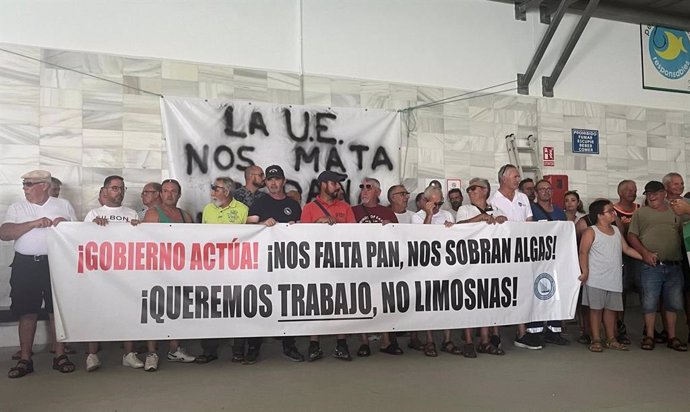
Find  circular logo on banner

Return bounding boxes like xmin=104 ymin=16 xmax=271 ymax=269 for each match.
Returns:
xmin=534 ymin=273 xmax=555 ymax=301
xmin=648 ymin=27 xmax=690 ymax=79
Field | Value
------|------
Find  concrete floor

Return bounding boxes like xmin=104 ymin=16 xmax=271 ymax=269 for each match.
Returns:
xmin=2 ymin=311 xmax=690 ymax=412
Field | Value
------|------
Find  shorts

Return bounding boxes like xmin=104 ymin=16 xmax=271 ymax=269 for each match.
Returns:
xmin=9 ymin=253 xmax=53 ymax=317
xmin=582 ymin=285 xmax=623 ymax=311
xmin=639 ymin=263 xmax=684 ymax=314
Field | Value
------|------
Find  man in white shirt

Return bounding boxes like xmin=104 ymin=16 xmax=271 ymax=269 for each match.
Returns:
xmin=1 ymin=170 xmax=78 ymax=378
xmin=387 ymin=184 xmax=414 ymax=223
xmin=83 ymin=175 xmax=143 ymax=372
xmin=488 ymin=164 xmax=539 ymax=350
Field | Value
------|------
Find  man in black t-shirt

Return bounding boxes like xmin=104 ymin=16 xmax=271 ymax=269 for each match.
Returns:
xmin=247 ymin=165 xmax=304 ymax=362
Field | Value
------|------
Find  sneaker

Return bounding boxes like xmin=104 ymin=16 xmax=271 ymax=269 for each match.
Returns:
xmin=86 ymin=353 xmax=101 ymax=372
xmin=122 ymin=352 xmax=144 ymax=369
xmin=144 ymin=353 xmax=159 ymax=372
xmin=514 ymin=333 xmax=543 ymax=350
xmin=308 ymin=344 xmax=323 ymax=362
xmin=167 ymin=347 xmax=196 ymax=363
xmin=333 ymin=344 xmax=352 ymax=361
xmin=543 ymin=331 xmax=570 ymax=346
xmin=283 ymin=346 xmax=305 ymax=362
xmin=243 ymin=347 xmax=260 ymax=365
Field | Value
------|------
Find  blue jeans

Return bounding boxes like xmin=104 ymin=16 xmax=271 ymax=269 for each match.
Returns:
xmin=639 ymin=263 xmax=684 ymax=314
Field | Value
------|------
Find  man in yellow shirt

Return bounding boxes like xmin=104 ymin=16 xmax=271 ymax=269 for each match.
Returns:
xmin=201 ymin=177 xmax=248 ymax=224
xmin=196 ymin=177 xmax=248 ymax=364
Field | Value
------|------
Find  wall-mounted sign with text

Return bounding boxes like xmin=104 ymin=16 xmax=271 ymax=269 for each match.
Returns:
xmin=572 ymin=129 xmax=599 ymax=155
xmin=640 ymin=25 xmax=690 ymax=94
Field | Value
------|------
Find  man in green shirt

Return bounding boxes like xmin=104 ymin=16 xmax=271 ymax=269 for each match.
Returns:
xmin=628 ymin=180 xmax=688 ymax=352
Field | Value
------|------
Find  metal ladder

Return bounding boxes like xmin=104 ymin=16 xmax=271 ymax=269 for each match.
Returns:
xmin=505 ymin=134 xmax=543 ymax=181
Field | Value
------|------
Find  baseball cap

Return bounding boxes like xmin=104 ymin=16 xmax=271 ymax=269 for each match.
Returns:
xmin=317 ymin=170 xmax=347 ymax=183
xmin=265 ymin=165 xmax=285 ymax=179
xmin=643 ymin=180 xmax=665 ymax=194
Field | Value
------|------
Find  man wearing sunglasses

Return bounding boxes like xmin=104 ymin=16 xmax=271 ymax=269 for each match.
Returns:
xmin=197 ymin=177 xmax=249 ymax=364
xmin=2 ymin=170 xmax=78 ymax=378
xmin=387 ymin=185 xmax=414 ymax=223
xmin=410 ymin=185 xmax=457 ymax=357
xmin=351 ymin=178 xmax=400 ymax=357
xmin=137 ymin=182 xmax=162 ymax=220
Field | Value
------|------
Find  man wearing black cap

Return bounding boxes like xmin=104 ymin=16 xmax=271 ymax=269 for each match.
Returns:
xmin=247 ymin=165 xmax=304 ymax=362
xmin=1 ymin=170 xmax=78 ymax=378
xmin=628 ymin=180 xmax=688 ymax=352
xmin=300 ymin=170 xmax=356 ymax=361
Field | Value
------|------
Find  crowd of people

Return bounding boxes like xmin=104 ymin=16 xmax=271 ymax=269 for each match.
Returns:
xmin=2 ymin=164 xmax=690 ymax=379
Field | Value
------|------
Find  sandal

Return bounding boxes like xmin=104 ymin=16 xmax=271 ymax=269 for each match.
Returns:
xmin=577 ymin=334 xmax=591 ymax=345
xmin=440 ymin=341 xmax=462 ymax=355
xmin=8 ymin=359 xmax=34 ymax=379
xmin=11 ymin=350 xmax=33 ymax=361
xmin=357 ymin=344 xmax=371 ymax=357
xmin=407 ymin=338 xmax=424 ymax=351
xmin=379 ymin=342 xmax=403 ymax=355
xmin=462 ymin=343 xmax=477 ymax=358
xmin=605 ymin=339 xmax=629 ymax=351
xmin=640 ymin=336 xmax=655 ymax=351
xmin=195 ymin=353 xmax=218 ymax=364
xmin=477 ymin=342 xmax=505 ymax=356
xmin=588 ymin=340 xmax=603 ymax=353
xmin=423 ymin=342 xmax=438 ymax=357
xmin=52 ymin=355 xmax=76 ymax=373
xmin=667 ymin=337 xmax=688 ymax=352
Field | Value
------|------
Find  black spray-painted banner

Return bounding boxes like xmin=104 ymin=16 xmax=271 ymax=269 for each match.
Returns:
xmin=48 ymin=221 xmax=579 ymax=342
xmin=161 ymin=97 xmax=401 ymax=215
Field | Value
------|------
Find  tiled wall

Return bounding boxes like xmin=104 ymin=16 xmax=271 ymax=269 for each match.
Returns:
xmin=1 ymin=42 xmax=689 ymax=307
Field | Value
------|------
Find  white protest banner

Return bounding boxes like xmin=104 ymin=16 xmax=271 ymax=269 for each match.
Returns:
xmin=161 ymin=97 xmax=401 ymax=215
xmin=48 ymin=221 xmax=579 ymax=342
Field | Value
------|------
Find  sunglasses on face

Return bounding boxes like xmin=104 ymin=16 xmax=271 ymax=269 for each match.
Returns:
xmin=210 ymin=184 xmax=225 ymax=192
xmin=359 ymin=184 xmax=375 ymax=189
xmin=392 ymin=191 xmax=410 ymax=196
xmin=434 ymin=201 xmax=444 ymax=206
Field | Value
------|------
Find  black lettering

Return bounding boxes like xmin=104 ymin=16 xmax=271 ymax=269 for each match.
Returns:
xmin=224 ymin=106 xmax=247 ymax=138
xmin=185 ymin=143 xmax=208 ymax=175
xmin=249 ymin=111 xmax=269 ymax=136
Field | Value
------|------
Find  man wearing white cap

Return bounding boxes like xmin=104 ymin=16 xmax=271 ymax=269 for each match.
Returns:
xmin=1 ymin=170 xmax=78 ymax=378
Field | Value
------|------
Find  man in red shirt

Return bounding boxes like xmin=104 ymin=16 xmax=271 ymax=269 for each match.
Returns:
xmin=301 ymin=171 xmax=355 ymax=361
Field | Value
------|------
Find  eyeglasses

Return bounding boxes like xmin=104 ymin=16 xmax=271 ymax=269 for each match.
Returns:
xmin=210 ymin=184 xmax=226 ymax=192
xmin=359 ymin=184 xmax=375 ymax=190
xmin=22 ymin=181 xmax=46 ymax=188
xmin=107 ymin=186 xmax=126 ymax=192
xmin=601 ymin=209 xmax=617 ymax=215
xmin=392 ymin=191 xmax=410 ymax=197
